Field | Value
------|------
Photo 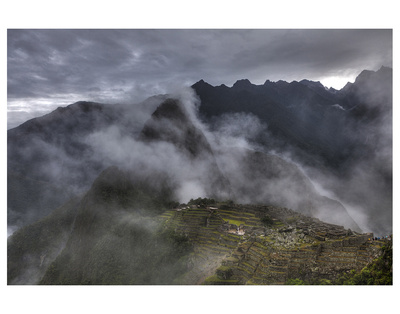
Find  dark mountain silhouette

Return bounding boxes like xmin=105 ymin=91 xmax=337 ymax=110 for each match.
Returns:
xmin=7 ymin=67 xmax=392 ymax=284
xmin=192 ymin=66 xmax=392 ymax=172
xmin=7 ymin=68 xmax=391 ymax=284
xmin=140 ymin=98 xmax=215 ymax=158
xmin=7 ymin=96 xmax=167 ymax=228
xmin=7 ymin=101 xmax=115 ymax=228
xmin=9 ymin=166 xmax=189 ymax=285
xmin=192 ymin=66 xmax=392 ymax=235
xmin=139 ymin=98 xmax=359 ymax=230
xmin=140 ymin=98 xmax=231 ymax=199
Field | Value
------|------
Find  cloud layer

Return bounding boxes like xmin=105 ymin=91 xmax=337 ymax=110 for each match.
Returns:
xmin=7 ymin=29 xmax=392 ymax=128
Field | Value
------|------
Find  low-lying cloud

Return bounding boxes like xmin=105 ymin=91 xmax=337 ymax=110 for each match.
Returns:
xmin=8 ymin=80 xmax=392 ymax=237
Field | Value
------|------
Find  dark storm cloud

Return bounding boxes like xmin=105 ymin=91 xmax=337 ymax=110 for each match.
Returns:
xmin=7 ymin=29 xmax=392 ymax=128
xmin=229 ymin=29 xmax=392 ymax=82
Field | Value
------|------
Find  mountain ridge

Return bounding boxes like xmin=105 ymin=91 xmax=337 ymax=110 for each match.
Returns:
xmin=7 ymin=178 xmax=388 ymax=284
xmin=7 ymin=67 xmax=392 ymax=234
xmin=7 ymin=67 xmax=392 ymax=286
xmin=191 ymin=67 xmax=392 ymax=235
xmin=194 ymin=66 xmax=391 ymax=92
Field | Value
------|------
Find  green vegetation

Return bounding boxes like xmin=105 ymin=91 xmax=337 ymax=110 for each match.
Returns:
xmin=218 ymin=199 xmax=234 ymax=210
xmin=216 ymin=265 xmax=234 ymax=280
xmin=203 ymin=274 xmax=239 ymax=285
xmin=286 ymin=278 xmax=306 ymax=285
xmin=286 ymin=278 xmax=332 ymax=285
xmin=188 ymin=197 xmax=216 ymax=207
xmin=9 ymin=173 xmax=392 ymax=286
xmin=274 ymin=221 xmax=285 ymax=227
xmin=334 ymin=241 xmax=392 ymax=285
xmin=7 ymin=197 xmax=80 ymax=284
xmin=96 ymin=179 xmax=175 ymax=213
xmin=224 ymin=219 xmax=246 ymax=226
xmin=33 ymin=169 xmax=195 ymax=285
xmin=161 ymin=228 xmax=193 ymax=255
xmin=91 ymin=166 xmax=179 ymax=215
xmin=40 ymin=220 xmax=194 ymax=285
xmin=286 ymin=216 xmax=299 ymax=224
xmin=285 ymin=240 xmax=392 ymax=285
xmin=166 ymin=201 xmax=180 ymax=209
xmin=260 ymin=215 xmax=274 ymax=227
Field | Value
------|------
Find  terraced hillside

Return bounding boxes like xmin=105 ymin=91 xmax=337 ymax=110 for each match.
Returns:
xmin=8 ymin=192 xmax=389 ymax=285
xmin=159 ymin=201 xmax=387 ymax=285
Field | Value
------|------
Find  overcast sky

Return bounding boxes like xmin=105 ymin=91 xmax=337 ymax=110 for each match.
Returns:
xmin=7 ymin=29 xmax=392 ymax=129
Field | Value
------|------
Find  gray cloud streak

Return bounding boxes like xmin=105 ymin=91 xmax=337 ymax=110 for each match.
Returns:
xmin=7 ymin=29 xmax=392 ymax=129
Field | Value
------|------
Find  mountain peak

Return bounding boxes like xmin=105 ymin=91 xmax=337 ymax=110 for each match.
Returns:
xmin=355 ymin=69 xmax=374 ymax=82
xmin=378 ymin=65 xmax=392 ymax=73
xmin=217 ymin=83 xmax=229 ymax=89
xmin=354 ymin=66 xmax=392 ymax=85
xmin=232 ymin=79 xmax=253 ymax=90
xmin=140 ymin=98 xmax=214 ymax=159
xmin=191 ymin=79 xmax=214 ymax=89
xmin=150 ymin=98 xmax=188 ymax=123
xmin=300 ymin=79 xmax=325 ymax=89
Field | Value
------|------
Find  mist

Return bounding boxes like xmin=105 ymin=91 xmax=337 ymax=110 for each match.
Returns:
xmin=78 ymin=88 xmax=371 ymax=232
xmin=8 ymin=69 xmax=392 ymax=239
xmin=7 ymin=77 xmax=392 ymax=285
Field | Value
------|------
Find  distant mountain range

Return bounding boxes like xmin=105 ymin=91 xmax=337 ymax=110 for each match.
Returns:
xmin=192 ymin=66 xmax=392 ymax=170
xmin=7 ymin=67 xmax=392 ymax=284
xmin=192 ymin=66 xmax=392 ymax=234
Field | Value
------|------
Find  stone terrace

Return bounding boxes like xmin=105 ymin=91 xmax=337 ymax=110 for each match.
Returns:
xmin=159 ymin=203 xmax=383 ymax=285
